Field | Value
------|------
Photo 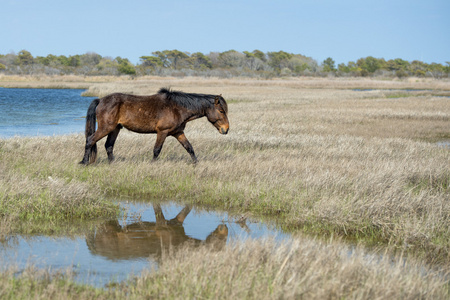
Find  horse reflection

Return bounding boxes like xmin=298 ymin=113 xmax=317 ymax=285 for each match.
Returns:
xmin=86 ymin=204 xmax=228 ymax=261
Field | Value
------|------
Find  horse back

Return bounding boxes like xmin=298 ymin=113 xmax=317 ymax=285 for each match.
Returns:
xmin=99 ymin=93 xmax=166 ymax=111
xmin=97 ymin=93 xmax=179 ymax=133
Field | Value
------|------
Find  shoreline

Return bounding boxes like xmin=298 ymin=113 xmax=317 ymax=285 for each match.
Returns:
xmin=1 ymin=75 xmax=450 ymax=94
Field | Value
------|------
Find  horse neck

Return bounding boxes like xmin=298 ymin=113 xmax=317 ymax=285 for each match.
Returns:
xmin=184 ymin=101 xmax=212 ymax=121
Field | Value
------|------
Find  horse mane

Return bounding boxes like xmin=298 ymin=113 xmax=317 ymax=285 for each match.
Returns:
xmin=158 ymin=88 xmax=227 ymax=113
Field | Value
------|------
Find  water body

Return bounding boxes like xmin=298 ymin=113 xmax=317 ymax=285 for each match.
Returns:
xmin=0 ymin=201 xmax=289 ymax=287
xmin=436 ymin=141 xmax=450 ymax=148
xmin=352 ymin=88 xmax=450 ymax=98
xmin=0 ymin=88 xmax=95 ymax=137
xmin=352 ymin=89 xmax=433 ymax=92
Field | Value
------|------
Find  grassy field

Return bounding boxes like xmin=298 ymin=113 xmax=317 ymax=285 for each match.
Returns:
xmin=1 ymin=76 xmax=449 ymax=298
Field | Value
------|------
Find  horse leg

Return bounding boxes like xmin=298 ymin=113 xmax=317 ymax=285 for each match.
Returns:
xmin=105 ymin=125 xmax=122 ymax=163
xmin=153 ymin=204 xmax=167 ymax=225
xmin=80 ymin=127 xmax=113 ymax=165
xmin=80 ymin=134 xmax=97 ymax=165
xmin=173 ymin=205 xmax=192 ymax=224
xmin=152 ymin=131 xmax=168 ymax=161
xmin=174 ymin=132 xmax=198 ymax=163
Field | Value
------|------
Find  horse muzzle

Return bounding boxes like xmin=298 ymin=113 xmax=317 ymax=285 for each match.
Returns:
xmin=219 ymin=127 xmax=229 ymax=135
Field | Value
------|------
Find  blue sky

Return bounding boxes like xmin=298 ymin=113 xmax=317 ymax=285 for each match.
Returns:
xmin=1 ymin=0 xmax=449 ymax=65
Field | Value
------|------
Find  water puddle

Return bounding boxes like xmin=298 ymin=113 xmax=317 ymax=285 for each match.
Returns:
xmin=0 ymin=201 xmax=289 ymax=287
xmin=352 ymin=89 xmax=433 ymax=92
xmin=437 ymin=141 xmax=450 ymax=149
xmin=352 ymin=88 xmax=450 ymax=98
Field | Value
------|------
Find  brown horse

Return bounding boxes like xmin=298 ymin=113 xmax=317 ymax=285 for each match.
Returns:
xmin=79 ymin=88 xmax=229 ymax=164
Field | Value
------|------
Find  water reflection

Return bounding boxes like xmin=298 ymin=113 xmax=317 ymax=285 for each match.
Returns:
xmin=86 ymin=204 xmax=228 ymax=261
xmin=0 ymin=201 xmax=288 ymax=286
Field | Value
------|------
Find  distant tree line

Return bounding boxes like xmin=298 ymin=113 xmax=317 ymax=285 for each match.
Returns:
xmin=1 ymin=49 xmax=449 ymax=78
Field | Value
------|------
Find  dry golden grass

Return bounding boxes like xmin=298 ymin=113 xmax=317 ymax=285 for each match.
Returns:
xmin=2 ymin=74 xmax=449 ymax=93
xmin=1 ymin=76 xmax=449 ymax=297
xmin=135 ymin=238 xmax=449 ymax=299
xmin=0 ymin=136 xmax=118 ymax=232
xmin=0 ymin=74 xmax=132 ymax=89
xmin=2 ymin=77 xmax=449 ymax=255
xmin=77 ymin=75 xmax=450 ymax=96
xmin=77 ymin=76 xmax=450 ymax=141
xmin=2 ymin=238 xmax=448 ymax=299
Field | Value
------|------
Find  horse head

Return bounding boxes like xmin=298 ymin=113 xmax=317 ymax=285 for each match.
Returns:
xmin=207 ymin=95 xmax=229 ymax=135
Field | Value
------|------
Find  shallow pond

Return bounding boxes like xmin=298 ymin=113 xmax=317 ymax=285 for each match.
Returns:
xmin=437 ymin=141 xmax=450 ymax=148
xmin=0 ymin=201 xmax=289 ymax=286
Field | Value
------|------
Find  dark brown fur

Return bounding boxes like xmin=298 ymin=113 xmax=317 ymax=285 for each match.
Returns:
xmin=79 ymin=88 xmax=229 ymax=164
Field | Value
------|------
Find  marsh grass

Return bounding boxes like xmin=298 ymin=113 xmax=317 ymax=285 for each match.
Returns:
xmin=0 ymin=136 xmax=119 ymax=235
xmin=1 ymin=239 xmax=448 ymax=299
xmin=1 ymin=77 xmax=449 ymax=297
xmin=132 ymin=238 xmax=450 ymax=299
xmin=0 ymin=265 xmax=102 ymax=300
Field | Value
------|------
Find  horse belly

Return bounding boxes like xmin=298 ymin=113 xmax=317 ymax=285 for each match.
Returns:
xmin=118 ymin=103 xmax=180 ymax=134
xmin=118 ymin=107 xmax=159 ymax=133
xmin=121 ymin=119 xmax=157 ymax=133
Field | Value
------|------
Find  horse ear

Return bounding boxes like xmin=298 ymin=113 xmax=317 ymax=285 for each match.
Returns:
xmin=214 ymin=96 xmax=220 ymax=105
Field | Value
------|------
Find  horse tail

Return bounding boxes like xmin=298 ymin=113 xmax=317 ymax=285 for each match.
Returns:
xmin=85 ymin=98 xmax=100 ymax=164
